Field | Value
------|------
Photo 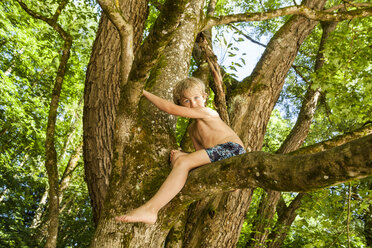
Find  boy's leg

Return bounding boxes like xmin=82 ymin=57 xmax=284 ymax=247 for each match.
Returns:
xmin=116 ymin=149 xmax=210 ymax=224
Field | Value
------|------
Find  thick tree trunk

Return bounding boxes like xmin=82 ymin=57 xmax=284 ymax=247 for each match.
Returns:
xmin=83 ymin=0 xmax=149 ymax=224
xmin=88 ymin=0 xmax=204 ymax=247
xmin=229 ymin=0 xmax=326 ymax=149
xmin=263 ymin=21 xmax=339 ymax=248
xmin=184 ymin=189 xmax=254 ymax=247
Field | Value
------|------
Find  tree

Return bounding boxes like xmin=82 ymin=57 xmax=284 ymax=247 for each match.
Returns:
xmin=0 ymin=0 xmax=97 ymax=246
xmin=83 ymin=0 xmax=372 ymax=247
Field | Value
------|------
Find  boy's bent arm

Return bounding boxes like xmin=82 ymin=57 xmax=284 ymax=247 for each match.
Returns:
xmin=143 ymin=90 xmax=217 ymax=119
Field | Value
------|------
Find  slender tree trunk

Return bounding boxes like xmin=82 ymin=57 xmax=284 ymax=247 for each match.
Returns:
xmin=58 ymin=97 xmax=83 ymax=162
xmin=31 ymin=140 xmax=83 ymax=242
xmin=44 ymin=38 xmax=72 ymax=248
xmin=16 ymin=1 xmax=73 ymax=246
xmin=59 ymin=140 xmax=84 ymax=199
xmin=267 ymin=193 xmax=305 ymax=248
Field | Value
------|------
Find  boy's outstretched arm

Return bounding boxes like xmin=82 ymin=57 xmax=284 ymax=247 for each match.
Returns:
xmin=143 ymin=90 xmax=217 ymax=119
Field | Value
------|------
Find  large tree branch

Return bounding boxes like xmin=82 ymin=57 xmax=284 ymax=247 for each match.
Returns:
xmin=96 ymin=0 xmax=134 ymax=88
xmin=196 ymin=32 xmax=230 ymax=124
xmin=120 ymin=0 xmax=189 ymax=108
xmin=181 ymin=134 xmax=372 ymax=199
xmin=203 ymin=4 xmax=371 ymax=30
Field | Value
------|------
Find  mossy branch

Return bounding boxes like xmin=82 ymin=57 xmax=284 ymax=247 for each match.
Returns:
xmin=181 ymin=134 xmax=372 ymax=198
xmin=203 ymin=4 xmax=372 ymax=30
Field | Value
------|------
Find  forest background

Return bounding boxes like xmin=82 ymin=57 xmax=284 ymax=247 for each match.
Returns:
xmin=0 ymin=0 xmax=371 ymax=247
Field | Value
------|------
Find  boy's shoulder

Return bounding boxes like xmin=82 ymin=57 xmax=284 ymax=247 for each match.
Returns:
xmin=200 ymin=107 xmax=219 ymax=117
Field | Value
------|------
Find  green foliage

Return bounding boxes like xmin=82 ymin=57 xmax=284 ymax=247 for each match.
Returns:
xmin=311 ymin=18 xmax=372 ymax=133
xmin=262 ymin=109 xmax=293 ymax=152
xmin=1 ymin=0 xmax=371 ymax=246
xmin=57 ymin=165 xmax=95 ymax=248
xmin=285 ymin=179 xmax=371 ymax=247
xmin=0 ymin=0 xmax=98 ymax=246
xmin=236 ymin=188 xmax=265 ymax=246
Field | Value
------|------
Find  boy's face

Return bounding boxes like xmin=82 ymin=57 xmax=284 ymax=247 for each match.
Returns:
xmin=180 ymin=87 xmax=206 ymax=108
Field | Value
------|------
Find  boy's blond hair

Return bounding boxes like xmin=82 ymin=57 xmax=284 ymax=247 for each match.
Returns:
xmin=173 ymin=77 xmax=207 ymax=105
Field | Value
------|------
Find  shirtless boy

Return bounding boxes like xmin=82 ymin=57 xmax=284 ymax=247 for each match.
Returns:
xmin=115 ymin=77 xmax=245 ymax=224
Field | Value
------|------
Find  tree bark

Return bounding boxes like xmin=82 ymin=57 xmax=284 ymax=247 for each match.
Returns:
xmin=83 ymin=0 xmax=149 ymax=224
xmin=88 ymin=0 xmax=203 ymax=247
xmin=184 ymin=189 xmax=254 ymax=247
xmin=229 ymin=0 xmax=327 ymax=150
xmin=196 ymin=32 xmax=230 ymax=124
xmin=83 ymin=0 xmax=372 ymax=246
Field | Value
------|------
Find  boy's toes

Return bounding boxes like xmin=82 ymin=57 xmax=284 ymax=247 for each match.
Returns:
xmin=170 ymin=150 xmax=178 ymax=161
xmin=115 ymin=216 xmax=126 ymax=222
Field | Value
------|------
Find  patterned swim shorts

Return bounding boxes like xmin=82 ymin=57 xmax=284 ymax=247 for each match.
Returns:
xmin=205 ymin=142 xmax=246 ymax=163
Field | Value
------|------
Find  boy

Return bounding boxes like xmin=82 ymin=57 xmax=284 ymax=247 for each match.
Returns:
xmin=116 ymin=77 xmax=245 ymax=224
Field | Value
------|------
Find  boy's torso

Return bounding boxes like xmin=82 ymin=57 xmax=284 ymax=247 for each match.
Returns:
xmin=188 ymin=116 xmax=244 ymax=150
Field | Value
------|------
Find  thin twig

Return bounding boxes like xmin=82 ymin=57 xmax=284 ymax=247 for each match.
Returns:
xmin=228 ymin=24 xmax=267 ymax=48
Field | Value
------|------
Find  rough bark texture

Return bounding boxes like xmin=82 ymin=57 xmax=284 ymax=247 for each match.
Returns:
xmin=88 ymin=0 xmax=203 ymax=247
xmin=83 ymin=0 xmax=149 ymax=224
xmin=184 ymin=189 xmax=254 ymax=247
xmin=181 ymin=134 xmax=372 ymax=195
xmin=229 ymin=0 xmax=327 ymax=150
xmin=196 ymin=32 xmax=230 ymax=124
xmin=291 ymin=124 xmax=372 ymax=155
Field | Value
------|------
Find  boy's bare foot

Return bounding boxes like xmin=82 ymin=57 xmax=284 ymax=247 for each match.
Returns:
xmin=170 ymin=150 xmax=187 ymax=166
xmin=115 ymin=206 xmax=157 ymax=224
